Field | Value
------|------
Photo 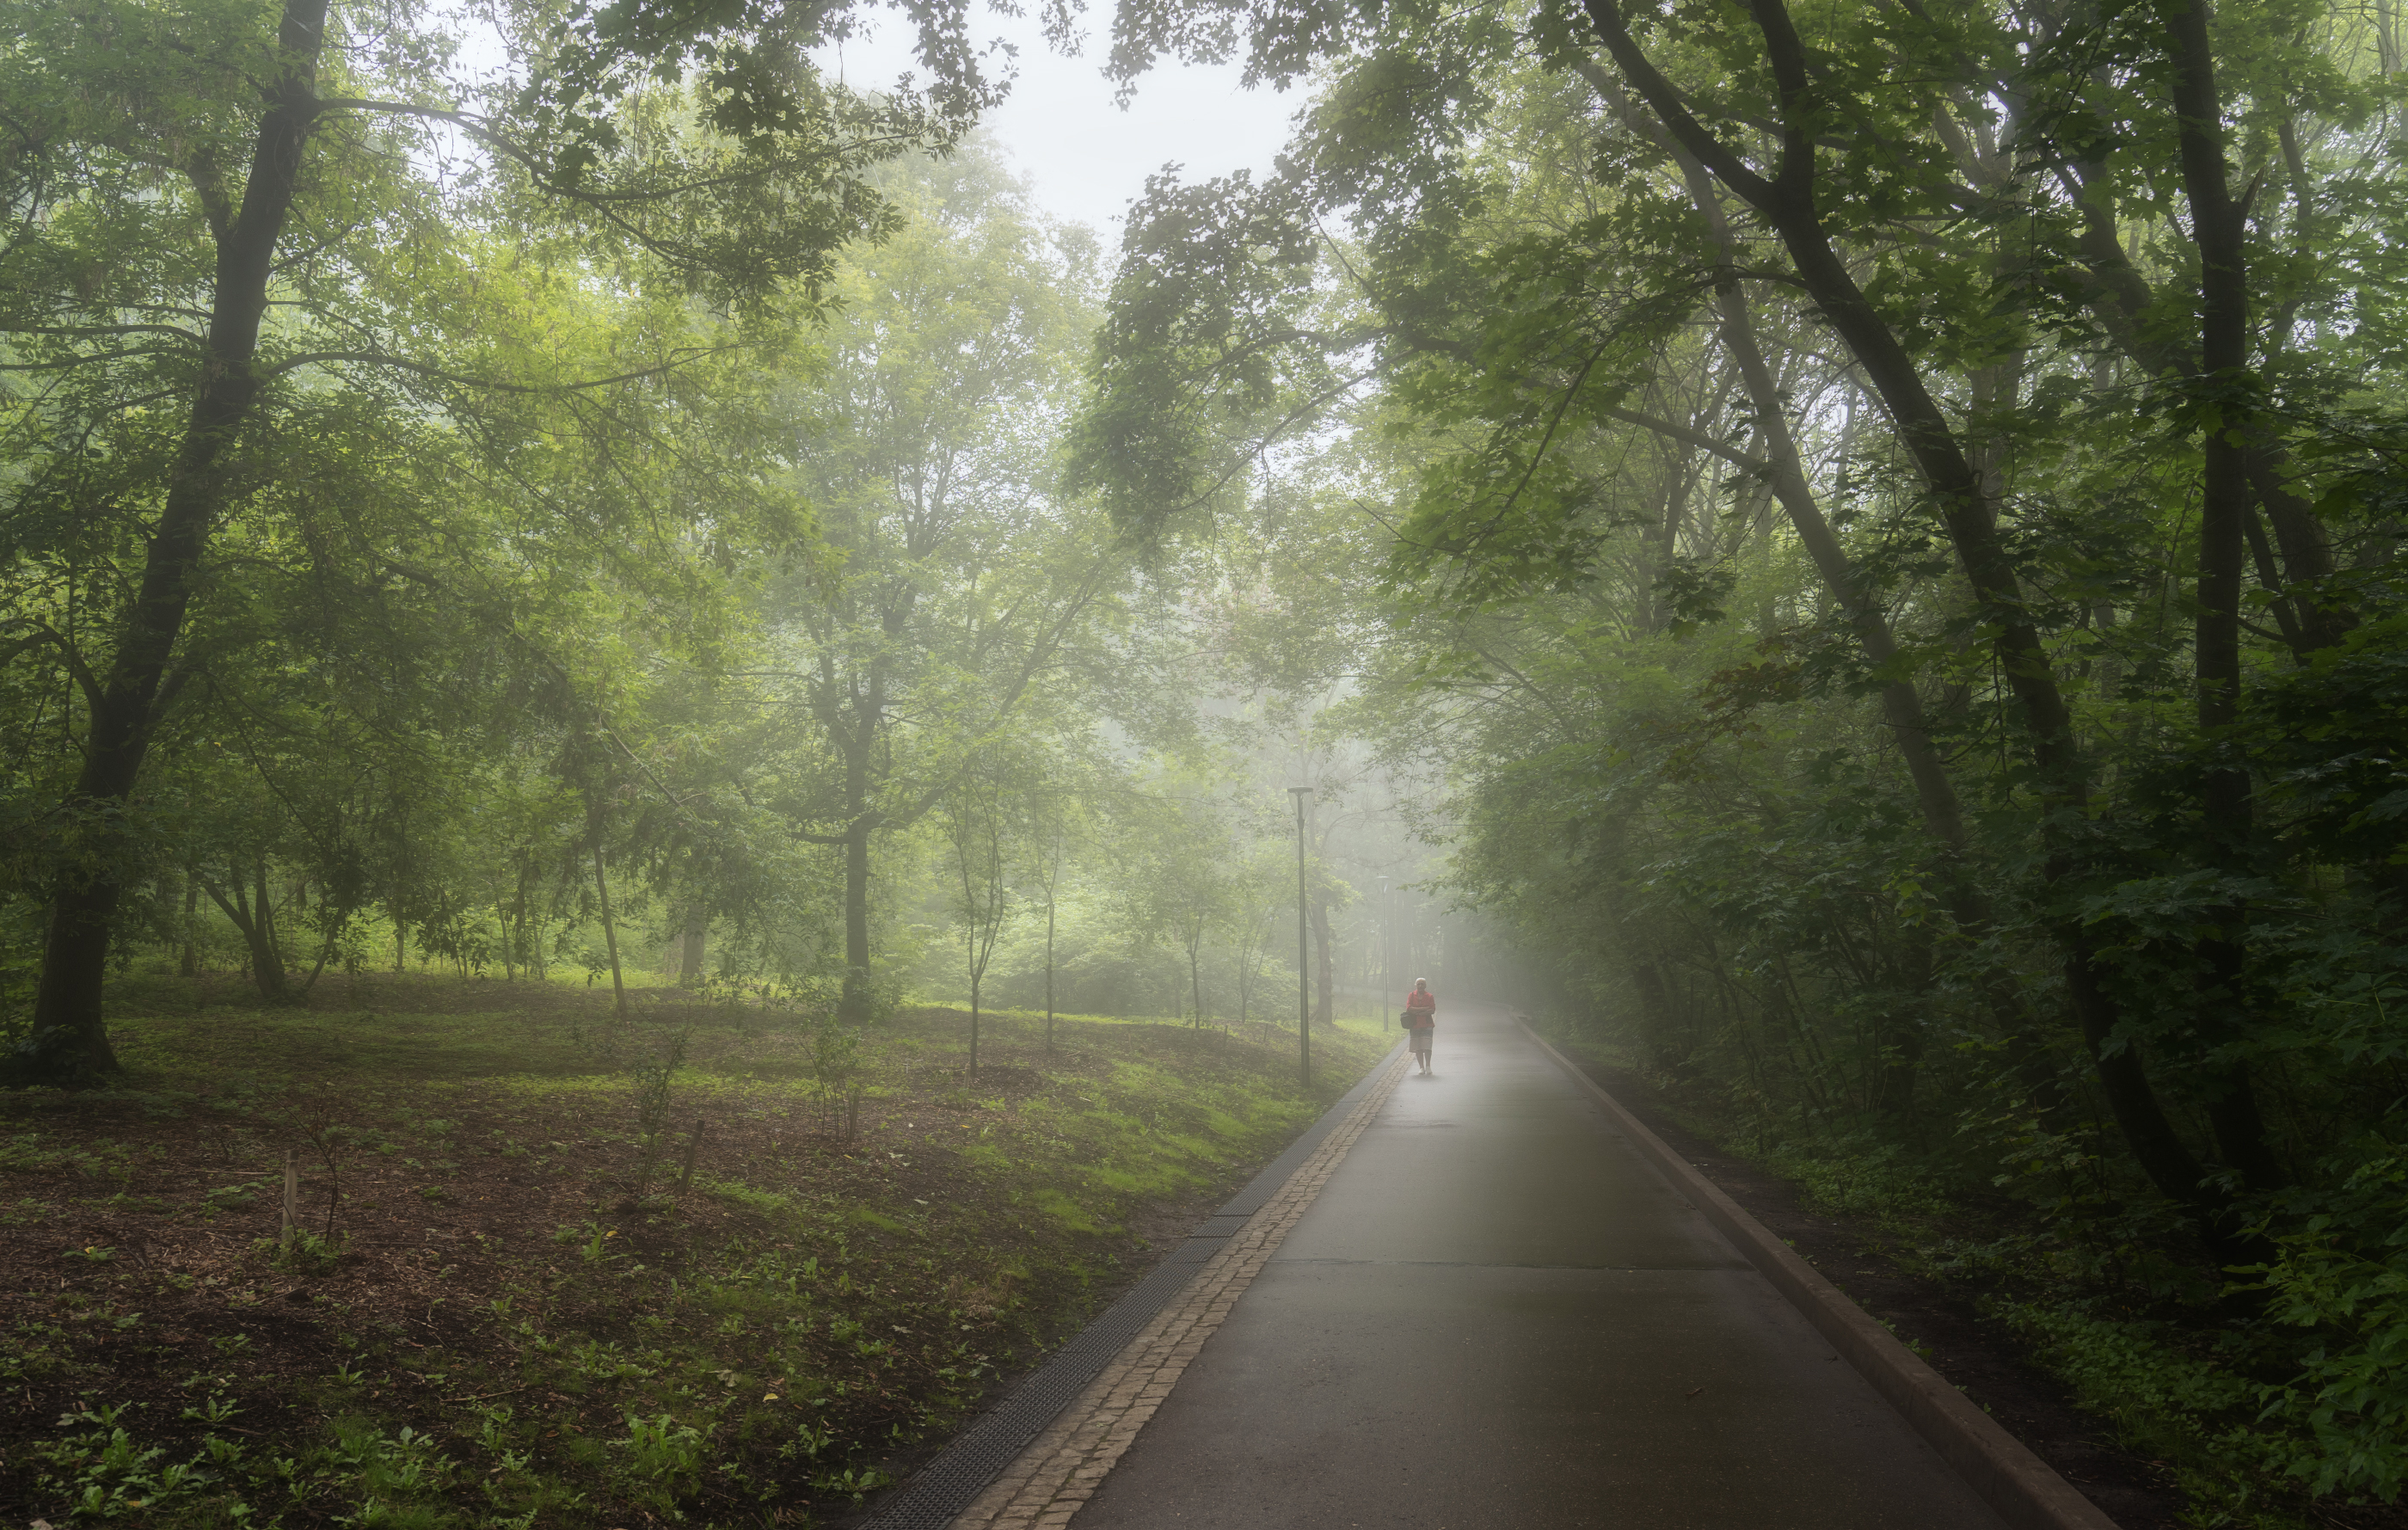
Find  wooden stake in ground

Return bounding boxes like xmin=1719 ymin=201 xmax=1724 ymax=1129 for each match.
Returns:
xmin=281 ymin=1151 xmax=299 ymax=1247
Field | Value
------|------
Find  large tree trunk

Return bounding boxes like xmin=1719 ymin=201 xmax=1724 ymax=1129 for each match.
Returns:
xmin=2156 ymin=0 xmax=2285 ymax=1192
xmin=1619 ymin=114 xmax=2061 ymax=1114
xmin=2061 ymin=120 xmax=2355 ymax=662
xmin=1585 ymin=0 xmax=2239 ymax=1253
xmin=1588 ymin=59 xmax=1975 ymax=858
xmin=15 ymin=0 xmax=329 ymax=1086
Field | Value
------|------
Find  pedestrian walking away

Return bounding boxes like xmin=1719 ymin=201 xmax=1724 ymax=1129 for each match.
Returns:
xmin=1403 ymin=979 xmax=1436 ymax=1074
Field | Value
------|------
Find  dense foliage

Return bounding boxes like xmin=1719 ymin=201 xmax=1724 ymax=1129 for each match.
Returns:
xmin=1065 ymin=0 xmax=2408 ymax=1510
xmin=0 ymin=0 xmax=1431 ymax=1069
xmin=16 ymin=0 xmax=2408 ymax=1516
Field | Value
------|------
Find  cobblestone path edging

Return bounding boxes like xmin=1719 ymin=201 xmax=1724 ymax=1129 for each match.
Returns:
xmin=946 ymin=1053 xmax=1411 ymax=1529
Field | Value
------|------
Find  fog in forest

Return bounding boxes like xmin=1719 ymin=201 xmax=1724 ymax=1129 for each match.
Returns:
xmin=7 ymin=0 xmax=2408 ymax=1524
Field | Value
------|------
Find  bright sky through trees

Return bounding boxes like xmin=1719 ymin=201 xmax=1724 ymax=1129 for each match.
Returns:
xmin=818 ymin=9 xmax=1293 ymax=236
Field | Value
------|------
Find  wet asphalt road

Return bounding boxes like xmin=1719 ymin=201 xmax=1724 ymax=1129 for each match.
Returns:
xmin=1068 ymin=1003 xmax=2009 ymax=1529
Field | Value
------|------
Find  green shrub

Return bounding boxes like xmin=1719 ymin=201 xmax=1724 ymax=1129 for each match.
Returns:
xmin=2249 ymin=1151 xmax=2408 ymax=1501
xmin=259 ymin=1228 xmax=346 ymax=1277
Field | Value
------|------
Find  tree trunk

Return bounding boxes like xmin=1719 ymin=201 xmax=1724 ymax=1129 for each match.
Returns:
xmin=2244 ymin=441 xmax=2354 ymax=651
xmin=178 ymin=874 xmax=200 ymax=978
xmin=592 ymin=841 xmax=627 ymax=1019
xmin=839 ymin=819 xmax=875 ymax=1023
xmin=677 ymin=902 xmax=707 ymax=986
xmin=1631 ymin=960 xmax=1683 ymax=1069
xmin=202 ymin=858 xmax=292 ymax=1005
xmin=1309 ymin=900 xmax=1336 ymax=1027
xmin=516 ymin=862 xmax=542 ymax=981
xmin=1665 ymin=143 xmax=2070 ymax=1112
xmin=2156 ymin=0 xmax=2285 ymax=1192
xmin=2061 ymin=114 xmax=2355 ymax=664
xmin=250 ymin=859 xmax=290 ymax=1000
xmin=1188 ymin=922 xmax=1205 ymax=1031
xmin=14 ymin=0 xmax=330 ymax=1086
xmin=1586 ymin=0 xmax=2238 ymax=1251
xmin=1872 ymin=943 xmax=1929 ymax=1125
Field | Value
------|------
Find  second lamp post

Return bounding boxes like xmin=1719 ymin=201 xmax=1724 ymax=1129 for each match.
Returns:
xmin=1288 ymin=784 xmax=1312 ymax=1090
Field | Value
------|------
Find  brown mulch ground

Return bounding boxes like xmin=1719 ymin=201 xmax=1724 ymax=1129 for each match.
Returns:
xmin=0 ymin=975 xmax=1376 ymax=1528
xmin=0 ymin=1079 xmax=1063 ymax=1526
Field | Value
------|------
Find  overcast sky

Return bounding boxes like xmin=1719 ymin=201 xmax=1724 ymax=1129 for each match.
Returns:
xmin=816 ymin=9 xmax=1301 ymax=243
xmin=443 ymin=3 xmax=1298 ymax=244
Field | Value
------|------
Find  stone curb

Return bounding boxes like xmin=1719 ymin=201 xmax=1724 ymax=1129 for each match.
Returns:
xmin=945 ymin=1052 xmax=1414 ymax=1529
xmin=1516 ymin=1019 xmax=2121 ymax=1530
xmin=857 ymin=1037 xmax=1407 ymax=1530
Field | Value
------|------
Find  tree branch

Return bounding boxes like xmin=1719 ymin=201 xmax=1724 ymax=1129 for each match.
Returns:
xmin=258 ymin=347 xmax=734 ymax=391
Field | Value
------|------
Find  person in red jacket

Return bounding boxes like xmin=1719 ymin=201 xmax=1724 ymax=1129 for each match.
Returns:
xmin=1403 ymin=979 xmax=1436 ymax=1075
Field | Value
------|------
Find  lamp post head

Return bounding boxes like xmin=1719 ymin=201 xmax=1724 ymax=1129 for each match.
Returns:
xmin=1287 ymin=785 xmax=1314 ymax=798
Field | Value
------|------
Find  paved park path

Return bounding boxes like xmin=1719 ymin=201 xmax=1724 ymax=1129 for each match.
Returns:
xmin=997 ymin=1000 xmax=2012 ymax=1530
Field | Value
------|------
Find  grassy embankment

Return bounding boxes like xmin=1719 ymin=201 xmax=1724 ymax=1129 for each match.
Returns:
xmin=1532 ymin=1022 xmax=2404 ymax=1530
xmin=0 ymin=974 xmax=1394 ymax=1529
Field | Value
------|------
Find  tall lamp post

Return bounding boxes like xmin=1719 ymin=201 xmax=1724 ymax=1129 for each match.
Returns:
xmin=1288 ymin=785 xmax=1313 ymax=1090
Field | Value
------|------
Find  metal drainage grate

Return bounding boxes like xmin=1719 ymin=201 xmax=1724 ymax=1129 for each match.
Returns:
xmin=859 ymin=1042 xmax=1403 ymax=1530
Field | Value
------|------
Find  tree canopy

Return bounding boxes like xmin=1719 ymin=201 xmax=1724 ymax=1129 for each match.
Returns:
xmin=13 ymin=0 xmax=2408 ymax=1511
